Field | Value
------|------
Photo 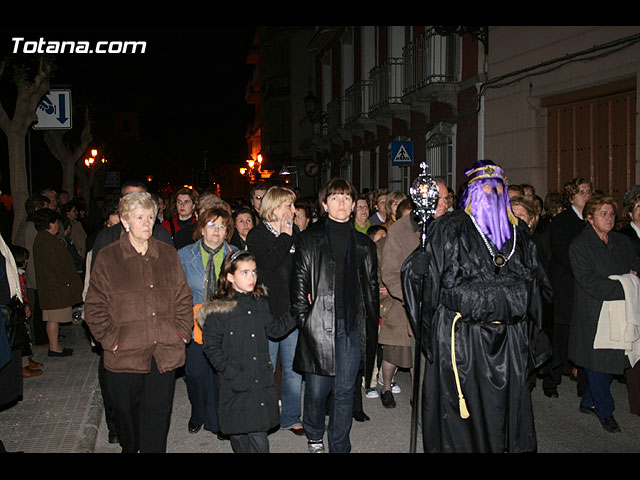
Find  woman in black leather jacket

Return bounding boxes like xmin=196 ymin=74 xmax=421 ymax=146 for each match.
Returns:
xmin=290 ymin=178 xmax=379 ymax=453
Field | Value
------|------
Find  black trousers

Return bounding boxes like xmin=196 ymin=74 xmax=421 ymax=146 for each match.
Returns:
xmin=98 ymin=350 xmax=117 ymax=436
xmin=543 ymin=323 xmax=587 ymax=395
xmin=105 ymin=357 xmax=176 ymax=453
xmin=229 ymin=431 xmax=269 ymax=453
xmin=26 ymin=288 xmax=47 ymax=346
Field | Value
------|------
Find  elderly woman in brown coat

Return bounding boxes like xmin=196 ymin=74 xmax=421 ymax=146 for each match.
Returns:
xmin=84 ymin=192 xmax=193 ymax=453
xmin=32 ymin=208 xmax=82 ymax=357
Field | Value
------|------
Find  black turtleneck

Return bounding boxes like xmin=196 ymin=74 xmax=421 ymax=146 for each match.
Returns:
xmin=327 ymin=217 xmax=351 ymax=320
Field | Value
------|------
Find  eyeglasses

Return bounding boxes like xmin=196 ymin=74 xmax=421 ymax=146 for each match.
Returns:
xmin=577 ymin=188 xmax=592 ymax=195
xmin=206 ymin=222 xmax=227 ymax=231
xmin=356 ymin=205 xmax=369 ymax=210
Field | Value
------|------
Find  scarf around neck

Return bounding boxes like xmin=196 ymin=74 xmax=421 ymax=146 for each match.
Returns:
xmin=202 ymin=241 xmax=225 ymax=302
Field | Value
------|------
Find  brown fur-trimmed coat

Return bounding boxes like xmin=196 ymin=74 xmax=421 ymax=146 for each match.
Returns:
xmin=198 ymin=289 xmax=295 ymax=435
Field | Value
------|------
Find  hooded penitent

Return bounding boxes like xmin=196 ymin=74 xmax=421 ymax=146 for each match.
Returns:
xmin=459 ymin=159 xmax=519 ymax=251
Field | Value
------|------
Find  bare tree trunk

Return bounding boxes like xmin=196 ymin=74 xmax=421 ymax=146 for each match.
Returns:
xmin=43 ymin=109 xmax=92 ymax=198
xmin=6 ymin=129 xmax=29 ymax=243
xmin=0 ymin=56 xmax=53 ymax=244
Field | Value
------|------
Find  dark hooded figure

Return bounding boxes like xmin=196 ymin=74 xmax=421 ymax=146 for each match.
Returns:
xmin=403 ymin=160 xmax=550 ymax=453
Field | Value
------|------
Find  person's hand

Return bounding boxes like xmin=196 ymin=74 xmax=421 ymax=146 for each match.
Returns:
xmin=24 ymin=304 xmax=31 ymax=318
xmin=631 ymin=269 xmax=637 ymax=275
xmin=380 ymin=286 xmax=388 ymax=296
xmin=112 ymin=344 xmax=118 ymax=353
xmin=280 ymin=210 xmax=294 ymax=236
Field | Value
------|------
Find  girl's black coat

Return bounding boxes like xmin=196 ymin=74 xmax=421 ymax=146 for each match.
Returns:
xmin=198 ymin=291 xmax=294 ymax=435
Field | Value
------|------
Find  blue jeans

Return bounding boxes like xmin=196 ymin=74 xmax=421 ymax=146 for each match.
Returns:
xmin=581 ymin=368 xmax=615 ymax=419
xmin=303 ymin=321 xmax=360 ymax=453
xmin=269 ymin=328 xmax=303 ymax=429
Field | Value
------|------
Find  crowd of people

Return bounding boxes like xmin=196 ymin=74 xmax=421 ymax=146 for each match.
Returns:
xmin=1 ymin=162 xmax=640 ymax=453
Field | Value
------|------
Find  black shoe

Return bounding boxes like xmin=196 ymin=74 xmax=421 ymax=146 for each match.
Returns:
xmin=353 ymin=411 xmax=370 ymax=422
xmin=48 ymin=348 xmax=73 ymax=357
xmin=600 ymin=416 xmax=621 ymax=433
xmin=543 ymin=387 xmax=559 ymax=398
xmin=108 ymin=431 xmax=119 ymax=444
xmin=188 ymin=420 xmax=202 ymax=433
xmin=579 ymin=404 xmax=598 ymax=418
xmin=381 ymin=390 xmax=396 ymax=409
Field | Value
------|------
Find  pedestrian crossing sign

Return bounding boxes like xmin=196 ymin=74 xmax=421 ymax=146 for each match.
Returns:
xmin=391 ymin=141 xmax=413 ymax=166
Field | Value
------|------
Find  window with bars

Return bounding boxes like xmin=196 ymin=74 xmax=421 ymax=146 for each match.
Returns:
xmin=425 ymin=132 xmax=454 ymax=188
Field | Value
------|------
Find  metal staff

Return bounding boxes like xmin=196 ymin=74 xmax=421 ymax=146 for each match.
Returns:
xmin=407 ymin=162 xmax=439 ymax=453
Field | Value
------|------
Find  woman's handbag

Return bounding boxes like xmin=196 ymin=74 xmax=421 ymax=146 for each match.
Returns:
xmin=2 ymin=296 xmax=32 ymax=357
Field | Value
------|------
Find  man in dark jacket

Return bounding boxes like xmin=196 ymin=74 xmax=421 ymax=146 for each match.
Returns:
xmin=291 ymin=178 xmax=379 ymax=453
xmin=546 ymin=177 xmax=592 ymax=397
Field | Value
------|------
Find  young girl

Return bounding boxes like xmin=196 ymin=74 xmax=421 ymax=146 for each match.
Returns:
xmin=198 ymin=250 xmax=296 ymax=453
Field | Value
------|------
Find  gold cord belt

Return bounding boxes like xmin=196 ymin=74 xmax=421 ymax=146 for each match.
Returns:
xmin=451 ymin=312 xmax=470 ymax=419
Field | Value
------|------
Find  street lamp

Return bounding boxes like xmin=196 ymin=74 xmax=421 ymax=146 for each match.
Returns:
xmin=304 ymin=91 xmax=327 ymax=124
xmin=84 ymin=148 xmax=107 ymax=168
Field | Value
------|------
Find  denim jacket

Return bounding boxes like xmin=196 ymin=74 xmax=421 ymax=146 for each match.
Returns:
xmin=178 ymin=239 xmax=236 ymax=306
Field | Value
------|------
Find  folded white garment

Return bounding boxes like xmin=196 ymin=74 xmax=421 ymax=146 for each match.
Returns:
xmin=594 ymin=273 xmax=640 ymax=367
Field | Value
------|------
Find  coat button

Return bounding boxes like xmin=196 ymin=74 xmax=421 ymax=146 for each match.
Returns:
xmin=247 ymin=310 xmax=252 ymax=314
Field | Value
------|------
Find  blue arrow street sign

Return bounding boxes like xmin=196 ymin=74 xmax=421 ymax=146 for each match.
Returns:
xmin=391 ymin=140 xmax=413 ymax=166
xmin=33 ymin=89 xmax=72 ymax=130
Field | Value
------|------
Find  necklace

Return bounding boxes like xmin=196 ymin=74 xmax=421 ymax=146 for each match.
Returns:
xmin=469 ymin=214 xmax=516 ymax=268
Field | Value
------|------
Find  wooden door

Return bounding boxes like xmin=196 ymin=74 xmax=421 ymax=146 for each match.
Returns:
xmin=545 ymin=79 xmax=636 ymax=207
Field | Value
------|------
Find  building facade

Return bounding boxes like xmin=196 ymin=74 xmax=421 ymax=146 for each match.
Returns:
xmin=247 ymin=26 xmax=640 ymax=204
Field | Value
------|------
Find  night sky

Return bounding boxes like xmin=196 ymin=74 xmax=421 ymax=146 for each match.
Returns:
xmin=0 ymin=25 xmax=257 ymax=195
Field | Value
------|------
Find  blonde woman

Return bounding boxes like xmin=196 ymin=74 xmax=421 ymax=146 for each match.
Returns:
xmin=246 ymin=186 xmax=304 ymax=435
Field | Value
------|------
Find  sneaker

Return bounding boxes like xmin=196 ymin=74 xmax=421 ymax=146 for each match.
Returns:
xmin=365 ymin=387 xmax=379 ymax=399
xmin=308 ymin=440 xmax=325 ymax=453
xmin=378 ymin=379 xmax=401 ymax=394
xmin=381 ymin=390 xmax=396 ymax=409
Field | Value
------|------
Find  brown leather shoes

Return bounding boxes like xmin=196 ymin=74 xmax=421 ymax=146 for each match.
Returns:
xmin=289 ymin=425 xmax=305 ymax=436
xmin=22 ymin=366 xmax=43 ymax=377
xmin=28 ymin=357 xmax=43 ymax=368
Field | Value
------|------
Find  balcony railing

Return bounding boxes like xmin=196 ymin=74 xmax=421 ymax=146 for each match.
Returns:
xmin=344 ymin=79 xmax=372 ymax=124
xmin=369 ymin=57 xmax=404 ymax=111
xmin=403 ymin=27 xmax=457 ymax=95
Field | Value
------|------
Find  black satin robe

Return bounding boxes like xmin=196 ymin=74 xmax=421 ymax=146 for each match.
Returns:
xmin=406 ymin=210 xmax=549 ymax=453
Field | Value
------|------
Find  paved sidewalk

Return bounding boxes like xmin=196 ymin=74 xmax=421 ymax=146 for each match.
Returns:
xmin=2 ymin=321 xmax=640 ymax=453
xmin=0 ymin=321 xmax=101 ymax=453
